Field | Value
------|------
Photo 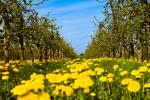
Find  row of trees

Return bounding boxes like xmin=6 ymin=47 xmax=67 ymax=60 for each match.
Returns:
xmin=0 ymin=0 xmax=77 ymax=63
xmin=84 ymin=0 xmax=150 ymax=61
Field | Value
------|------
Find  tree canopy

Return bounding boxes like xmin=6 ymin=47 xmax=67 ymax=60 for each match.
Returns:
xmin=0 ymin=0 xmax=77 ymax=63
xmin=84 ymin=0 xmax=150 ymax=61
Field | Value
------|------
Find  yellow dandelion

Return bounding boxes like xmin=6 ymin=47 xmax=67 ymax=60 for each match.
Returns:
xmin=29 ymin=80 xmax=45 ymax=92
xmin=17 ymin=91 xmax=38 ymax=100
xmin=121 ymin=78 xmax=133 ymax=85
xmin=5 ymin=63 xmax=10 ymax=67
xmin=127 ymin=80 xmax=140 ymax=92
xmin=11 ymin=84 xmax=29 ymax=95
xmin=13 ymin=68 xmax=19 ymax=72
xmin=94 ymin=67 xmax=104 ymax=75
xmin=131 ymin=70 xmax=140 ymax=76
xmin=52 ymin=89 xmax=59 ymax=96
xmin=2 ymin=75 xmax=9 ymax=80
xmin=113 ymin=65 xmax=119 ymax=70
xmin=46 ymin=73 xmax=63 ymax=83
xmin=144 ymin=83 xmax=150 ymax=88
xmin=52 ymin=85 xmax=73 ymax=96
xmin=2 ymin=71 xmax=9 ymax=75
xmin=90 ymin=93 xmax=96 ymax=96
xmin=146 ymin=63 xmax=150 ymax=66
xmin=119 ymin=68 xmax=123 ymax=71
xmin=38 ymin=91 xmax=50 ymax=100
xmin=0 ymin=65 xmax=3 ymax=69
xmin=135 ymin=74 xmax=143 ymax=79
xmin=108 ymin=78 xmax=113 ymax=83
xmin=107 ymin=73 xmax=114 ymax=78
xmin=12 ymin=65 xmax=16 ymax=68
xmin=120 ymin=71 xmax=128 ymax=76
xmin=74 ymin=76 xmax=93 ymax=89
xmin=139 ymin=66 xmax=148 ymax=72
xmin=99 ymin=76 xmax=107 ymax=82
xmin=63 ymin=86 xmax=74 ymax=96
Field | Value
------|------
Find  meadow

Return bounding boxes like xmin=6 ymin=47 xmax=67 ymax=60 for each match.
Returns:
xmin=0 ymin=58 xmax=150 ymax=100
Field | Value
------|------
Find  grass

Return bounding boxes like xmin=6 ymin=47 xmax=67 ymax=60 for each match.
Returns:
xmin=0 ymin=58 xmax=150 ymax=100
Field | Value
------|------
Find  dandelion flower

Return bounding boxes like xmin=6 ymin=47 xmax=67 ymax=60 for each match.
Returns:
xmin=119 ymin=68 xmax=123 ymax=71
xmin=108 ymin=78 xmax=113 ymax=83
xmin=144 ymin=83 xmax=150 ymax=88
xmin=94 ymin=67 xmax=104 ymax=75
xmin=121 ymin=78 xmax=133 ymax=85
xmin=146 ymin=63 xmax=150 ymax=66
xmin=2 ymin=75 xmax=9 ymax=80
xmin=38 ymin=91 xmax=50 ymax=100
xmin=5 ymin=63 xmax=10 ymax=67
xmin=127 ymin=80 xmax=140 ymax=92
xmin=90 ymin=93 xmax=96 ymax=96
xmin=11 ymin=84 xmax=29 ymax=95
xmin=13 ymin=68 xmax=19 ymax=72
xmin=2 ymin=71 xmax=9 ymax=75
xmin=12 ymin=65 xmax=16 ymax=68
xmin=99 ymin=76 xmax=107 ymax=82
xmin=107 ymin=73 xmax=114 ymax=78
xmin=120 ymin=71 xmax=128 ymax=76
xmin=139 ymin=66 xmax=148 ymax=72
xmin=64 ymin=86 xmax=74 ymax=96
xmin=0 ymin=65 xmax=3 ymax=69
xmin=17 ymin=91 xmax=38 ymax=100
xmin=131 ymin=70 xmax=140 ymax=76
xmin=113 ymin=65 xmax=119 ymax=70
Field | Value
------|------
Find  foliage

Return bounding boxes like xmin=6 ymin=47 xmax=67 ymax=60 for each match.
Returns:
xmin=0 ymin=0 xmax=77 ymax=63
xmin=84 ymin=0 xmax=150 ymax=61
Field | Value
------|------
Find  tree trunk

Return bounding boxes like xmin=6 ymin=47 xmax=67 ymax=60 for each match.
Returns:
xmin=53 ymin=50 xmax=56 ymax=60
xmin=19 ymin=36 xmax=25 ymax=61
xmin=30 ymin=48 xmax=34 ymax=62
xmin=3 ymin=36 xmax=10 ymax=63
xmin=3 ymin=18 xmax=10 ymax=63
xmin=148 ymin=32 xmax=150 ymax=60
xmin=140 ymin=32 xmax=144 ymax=61
xmin=49 ymin=48 xmax=52 ymax=60
xmin=112 ymin=47 xmax=116 ymax=58
xmin=57 ymin=49 xmax=60 ymax=60
xmin=44 ymin=47 xmax=48 ymax=62
xmin=130 ymin=41 xmax=134 ymax=59
xmin=119 ymin=48 xmax=122 ymax=58
xmin=39 ymin=47 xmax=42 ymax=62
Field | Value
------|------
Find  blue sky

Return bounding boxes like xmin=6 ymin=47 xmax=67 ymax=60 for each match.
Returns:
xmin=33 ymin=0 xmax=106 ymax=54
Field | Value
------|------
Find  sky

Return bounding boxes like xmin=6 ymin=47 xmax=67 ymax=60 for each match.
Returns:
xmin=33 ymin=0 xmax=106 ymax=54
